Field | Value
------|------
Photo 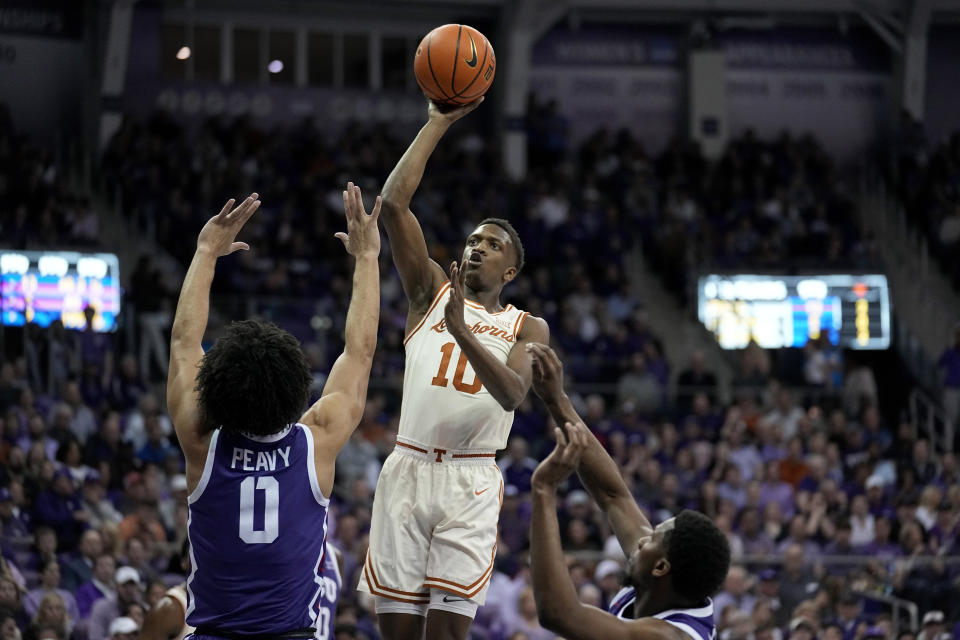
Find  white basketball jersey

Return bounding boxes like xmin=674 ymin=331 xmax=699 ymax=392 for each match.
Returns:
xmin=399 ymin=282 xmax=529 ymax=451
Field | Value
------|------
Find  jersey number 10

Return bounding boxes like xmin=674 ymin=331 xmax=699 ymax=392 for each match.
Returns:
xmin=430 ymin=342 xmax=482 ymax=394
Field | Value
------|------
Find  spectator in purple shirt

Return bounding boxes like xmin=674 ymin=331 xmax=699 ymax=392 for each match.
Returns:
xmin=739 ymin=506 xmax=775 ymax=555
xmin=718 ymin=463 xmax=748 ymax=510
xmin=858 ymin=516 xmax=901 ymax=558
xmin=75 ymin=553 xmax=115 ymax=619
xmin=497 ymin=436 xmax=539 ymax=495
xmin=759 ymin=460 xmax=796 ymax=518
xmin=777 ymin=515 xmax=822 ymax=557
xmin=33 ymin=469 xmax=87 ymax=552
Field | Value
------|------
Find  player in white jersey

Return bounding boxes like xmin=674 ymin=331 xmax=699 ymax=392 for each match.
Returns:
xmin=357 ymin=99 xmax=548 ymax=640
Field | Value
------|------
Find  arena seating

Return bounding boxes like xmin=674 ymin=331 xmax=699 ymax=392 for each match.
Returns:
xmin=0 ymin=107 xmax=956 ymax=640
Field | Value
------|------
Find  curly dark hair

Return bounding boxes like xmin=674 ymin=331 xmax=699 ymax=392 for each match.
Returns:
xmin=664 ymin=510 xmax=731 ymax=603
xmin=477 ymin=217 xmax=525 ymax=274
xmin=195 ymin=319 xmax=311 ymax=437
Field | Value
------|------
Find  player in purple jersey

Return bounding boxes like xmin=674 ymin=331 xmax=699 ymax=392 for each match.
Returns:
xmin=313 ymin=542 xmax=342 ymax=640
xmin=525 ymin=343 xmax=731 ymax=640
xmin=166 ymin=185 xmax=381 ymax=640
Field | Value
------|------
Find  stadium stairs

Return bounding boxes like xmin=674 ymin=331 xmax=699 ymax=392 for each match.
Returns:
xmin=625 ymin=248 xmax=736 ymax=406
xmin=857 ymin=173 xmax=958 ymax=451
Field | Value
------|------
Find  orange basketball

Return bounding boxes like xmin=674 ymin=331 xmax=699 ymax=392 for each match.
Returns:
xmin=414 ymin=24 xmax=496 ymax=106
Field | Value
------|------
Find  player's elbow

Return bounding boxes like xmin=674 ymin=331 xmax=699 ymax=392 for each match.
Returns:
xmin=378 ymin=191 xmax=408 ymax=215
xmin=536 ymin=601 xmax=572 ymax=633
xmin=496 ymin=388 xmax=526 ymax=412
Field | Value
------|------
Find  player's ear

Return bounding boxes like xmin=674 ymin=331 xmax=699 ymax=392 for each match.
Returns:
xmin=652 ymin=558 xmax=670 ymax=577
xmin=502 ymin=266 xmax=517 ymax=284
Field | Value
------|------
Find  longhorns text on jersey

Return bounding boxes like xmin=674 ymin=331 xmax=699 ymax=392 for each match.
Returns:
xmin=398 ymin=282 xmax=529 ymax=452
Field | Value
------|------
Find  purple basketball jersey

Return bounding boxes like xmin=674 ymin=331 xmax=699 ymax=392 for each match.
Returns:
xmin=608 ymin=587 xmax=717 ymax=640
xmin=186 ymin=424 xmax=329 ymax=636
xmin=313 ymin=542 xmax=342 ymax=640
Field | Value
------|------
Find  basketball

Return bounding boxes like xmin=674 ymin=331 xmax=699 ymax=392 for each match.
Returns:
xmin=414 ymin=24 xmax=496 ymax=106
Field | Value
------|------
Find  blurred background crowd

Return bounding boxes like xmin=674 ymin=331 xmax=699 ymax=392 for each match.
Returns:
xmin=1 ymin=91 xmax=960 ymax=640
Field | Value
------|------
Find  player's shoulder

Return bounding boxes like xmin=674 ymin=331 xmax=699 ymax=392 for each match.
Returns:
xmin=518 ymin=313 xmax=549 ymax=341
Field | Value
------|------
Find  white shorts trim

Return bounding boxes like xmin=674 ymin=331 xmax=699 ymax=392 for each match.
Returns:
xmin=374 ymin=596 xmax=427 ymax=617
xmin=428 ymin=589 xmax=478 ymax=619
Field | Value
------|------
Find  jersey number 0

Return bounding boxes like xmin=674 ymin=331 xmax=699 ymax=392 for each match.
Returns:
xmin=430 ymin=342 xmax=482 ymax=394
xmin=239 ymin=476 xmax=279 ymax=544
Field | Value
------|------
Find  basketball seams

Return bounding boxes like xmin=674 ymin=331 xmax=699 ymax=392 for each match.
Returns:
xmin=425 ymin=33 xmax=453 ymax=102
xmin=450 ymin=25 xmax=462 ymax=103
xmin=452 ymin=31 xmax=490 ymax=99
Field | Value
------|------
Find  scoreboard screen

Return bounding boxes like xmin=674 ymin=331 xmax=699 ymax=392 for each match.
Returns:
xmin=698 ymin=274 xmax=891 ymax=350
xmin=1 ymin=251 xmax=121 ymax=333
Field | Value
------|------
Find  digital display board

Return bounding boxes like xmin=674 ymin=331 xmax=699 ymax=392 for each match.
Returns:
xmin=1 ymin=251 xmax=121 ymax=332
xmin=698 ymin=274 xmax=890 ymax=350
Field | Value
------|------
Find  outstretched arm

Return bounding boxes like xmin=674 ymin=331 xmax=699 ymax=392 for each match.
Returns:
xmin=381 ymin=99 xmax=483 ymax=315
xmin=442 ymin=261 xmax=549 ymax=410
xmin=168 ymin=194 xmax=261 ymax=490
xmin=530 ymin=423 xmax=675 ymax=640
xmin=300 ymin=183 xmax=381 ymax=496
xmin=527 ymin=342 xmax=653 ymax=553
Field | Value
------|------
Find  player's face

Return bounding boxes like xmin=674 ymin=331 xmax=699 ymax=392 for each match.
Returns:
xmin=627 ymin=519 xmax=674 ymax=592
xmin=462 ymin=224 xmax=516 ymax=291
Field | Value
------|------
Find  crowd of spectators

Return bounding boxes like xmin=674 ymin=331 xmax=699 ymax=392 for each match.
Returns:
xmin=0 ymin=108 xmax=954 ymax=640
xmin=0 ymin=105 xmax=101 ymax=251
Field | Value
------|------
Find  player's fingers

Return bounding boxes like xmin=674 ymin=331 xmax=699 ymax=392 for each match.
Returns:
xmin=334 ymin=232 xmax=348 ymax=248
xmin=229 ymin=242 xmax=250 ymax=253
xmin=229 ymin=194 xmax=258 ymax=221
xmin=216 ymin=199 xmax=235 ymax=219
xmin=553 ymin=426 xmax=567 ymax=448
xmin=352 ymin=184 xmax=363 ymax=214
xmin=531 ymin=355 xmax=543 ymax=381
xmin=370 ymin=195 xmax=382 ymax=222
xmin=238 ymin=199 xmax=261 ymax=224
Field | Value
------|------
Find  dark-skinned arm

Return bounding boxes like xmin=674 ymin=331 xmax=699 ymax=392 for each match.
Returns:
xmin=530 ymin=422 xmax=676 ymax=640
xmin=381 ymin=100 xmax=483 ymax=314
xmin=443 ymin=261 xmax=549 ymax=411
xmin=527 ymin=342 xmax=653 ymax=552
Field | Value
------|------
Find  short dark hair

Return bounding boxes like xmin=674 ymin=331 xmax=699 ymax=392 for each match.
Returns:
xmin=478 ymin=218 xmax=524 ymax=274
xmin=664 ymin=510 xmax=731 ymax=603
xmin=195 ymin=319 xmax=311 ymax=437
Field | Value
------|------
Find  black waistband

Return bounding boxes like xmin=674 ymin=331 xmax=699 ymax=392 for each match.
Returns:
xmin=192 ymin=626 xmax=316 ymax=640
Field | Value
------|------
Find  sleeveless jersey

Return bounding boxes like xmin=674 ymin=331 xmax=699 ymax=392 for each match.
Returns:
xmin=186 ymin=424 xmax=329 ymax=635
xmin=400 ymin=282 xmax=529 ymax=451
xmin=608 ymin=587 xmax=717 ymax=640
xmin=313 ymin=542 xmax=341 ymax=640
xmin=164 ymin=585 xmax=194 ymax=640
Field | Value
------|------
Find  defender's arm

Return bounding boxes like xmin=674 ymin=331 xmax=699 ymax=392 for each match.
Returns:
xmin=527 ymin=343 xmax=653 ymax=552
xmin=168 ymin=195 xmax=260 ymax=490
xmin=300 ymin=184 xmax=381 ymax=496
xmin=530 ymin=424 xmax=674 ymax=640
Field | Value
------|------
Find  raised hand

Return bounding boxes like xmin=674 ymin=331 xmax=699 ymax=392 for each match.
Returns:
xmin=443 ymin=260 xmax=468 ymax=336
xmin=428 ymin=96 xmax=484 ymax=127
xmin=532 ymin=421 xmax=589 ymax=489
xmin=526 ymin=342 xmax=565 ymax=403
xmin=336 ymin=182 xmax=382 ymax=258
xmin=197 ymin=193 xmax=261 ymax=257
